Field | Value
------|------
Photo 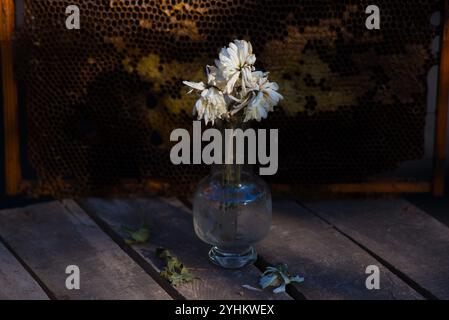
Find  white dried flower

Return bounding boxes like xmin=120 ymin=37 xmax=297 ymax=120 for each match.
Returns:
xmin=183 ymin=80 xmax=206 ymax=94
xmin=216 ymin=40 xmax=256 ymax=94
xmin=183 ymin=65 xmax=229 ymax=125
xmin=205 ymin=65 xmax=227 ymax=92
xmin=244 ymin=93 xmax=269 ymax=122
xmin=244 ymin=75 xmax=283 ymax=122
xmin=256 ymin=78 xmax=283 ymax=110
xmin=188 ymin=85 xmax=227 ymax=125
xmin=183 ymin=39 xmax=283 ymax=125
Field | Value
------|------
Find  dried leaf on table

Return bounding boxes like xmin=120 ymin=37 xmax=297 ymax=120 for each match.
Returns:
xmin=121 ymin=225 xmax=150 ymax=245
xmin=156 ymin=248 xmax=196 ymax=286
xmin=259 ymin=263 xmax=304 ymax=294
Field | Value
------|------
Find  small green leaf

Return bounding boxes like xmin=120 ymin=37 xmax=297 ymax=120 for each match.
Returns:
xmin=167 ymin=256 xmax=183 ymax=272
xmin=156 ymin=248 xmax=195 ymax=287
xmin=122 ymin=225 xmax=150 ymax=244
xmin=124 ymin=238 xmax=136 ymax=245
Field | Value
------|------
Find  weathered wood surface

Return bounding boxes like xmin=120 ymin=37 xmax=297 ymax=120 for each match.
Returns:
xmin=79 ymin=197 xmax=291 ymax=300
xmin=304 ymin=199 xmax=449 ymax=299
xmin=257 ymin=201 xmax=423 ymax=300
xmin=0 ymin=201 xmax=171 ymax=300
xmin=0 ymin=242 xmax=49 ymax=300
xmin=1 ymin=0 xmax=22 ymax=195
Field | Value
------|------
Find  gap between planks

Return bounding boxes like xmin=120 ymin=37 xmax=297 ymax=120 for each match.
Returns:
xmin=63 ymin=200 xmax=185 ymax=300
xmin=295 ymin=201 xmax=438 ymax=300
xmin=1 ymin=197 xmax=427 ymax=300
xmin=0 ymin=201 xmax=171 ymax=300
xmin=256 ymin=200 xmax=423 ymax=300
xmin=178 ymin=197 xmax=307 ymax=300
xmin=300 ymin=198 xmax=449 ymax=300
xmin=78 ymin=197 xmax=293 ymax=300
xmin=0 ymin=238 xmax=50 ymax=300
xmin=161 ymin=197 xmax=422 ymax=300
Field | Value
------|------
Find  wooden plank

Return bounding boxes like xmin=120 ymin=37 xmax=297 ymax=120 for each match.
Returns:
xmin=0 ymin=242 xmax=48 ymax=300
xmin=0 ymin=201 xmax=171 ymax=300
xmin=327 ymin=182 xmax=431 ymax=194
xmin=271 ymin=182 xmax=431 ymax=196
xmin=256 ymin=201 xmax=423 ymax=300
xmin=0 ymin=0 xmax=14 ymax=41
xmin=304 ymin=199 xmax=449 ymax=299
xmin=1 ymin=0 xmax=22 ymax=195
xmin=433 ymin=0 xmax=449 ymax=196
xmin=79 ymin=197 xmax=291 ymax=300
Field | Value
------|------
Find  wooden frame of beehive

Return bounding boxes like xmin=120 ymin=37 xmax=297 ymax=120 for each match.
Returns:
xmin=1 ymin=0 xmax=449 ymax=196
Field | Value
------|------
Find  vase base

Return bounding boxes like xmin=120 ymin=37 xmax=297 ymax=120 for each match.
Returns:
xmin=209 ymin=246 xmax=257 ymax=269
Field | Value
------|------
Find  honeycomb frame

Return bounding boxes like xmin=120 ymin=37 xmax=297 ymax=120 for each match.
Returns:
xmin=1 ymin=0 xmax=449 ymax=197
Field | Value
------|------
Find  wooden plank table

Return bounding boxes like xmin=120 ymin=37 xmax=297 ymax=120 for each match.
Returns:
xmin=77 ymin=198 xmax=291 ymax=300
xmin=0 ymin=201 xmax=170 ymax=300
xmin=257 ymin=201 xmax=423 ymax=300
xmin=304 ymin=199 xmax=449 ymax=299
xmin=0 ymin=196 xmax=448 ymax=300
xmin=0 ymin=242 xmax=48 ymax=300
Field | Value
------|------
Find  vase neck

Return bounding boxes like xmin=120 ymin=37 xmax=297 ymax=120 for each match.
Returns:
xmin=211 ymin=164 xmax=254 ymax=185
xmin=212 ymin=118 xmax=254 ymax=184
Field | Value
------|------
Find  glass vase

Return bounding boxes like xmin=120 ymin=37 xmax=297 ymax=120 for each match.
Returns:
xmin=192 ymin=120 xmax=272 ymax=269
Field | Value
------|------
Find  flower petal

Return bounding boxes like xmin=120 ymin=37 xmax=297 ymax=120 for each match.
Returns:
xmin=226 ymin=72 xmax=240 ymax=94
xmin=183 ymin=81 xmax=206 ymax=92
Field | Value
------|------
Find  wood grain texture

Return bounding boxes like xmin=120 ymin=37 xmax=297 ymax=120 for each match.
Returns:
xmin=257 ymin=201 xmax=423 ymax=300
xmin=1 ymin=0 xmax=21 ymax=195
xmin=0 ymin=242 xmax=49 ymax=300
xmin=0 ymin=0 xmax=14 ymax=41
xmin=79 ymin=197 xmax=291 ymax=300
xmin=0 ymin=201 xmax=171 ymax=300
xmin=304 ymin=199 xmax=449 ymax=299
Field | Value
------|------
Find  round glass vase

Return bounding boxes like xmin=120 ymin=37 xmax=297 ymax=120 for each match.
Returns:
xmin=193 ymin=118 xmax=272 ymax=269
xmin=193 ymin=165 xmax=272 ymax=268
